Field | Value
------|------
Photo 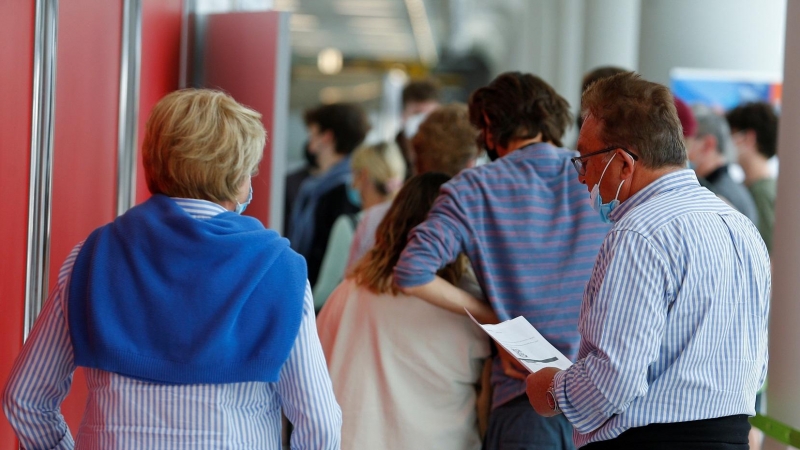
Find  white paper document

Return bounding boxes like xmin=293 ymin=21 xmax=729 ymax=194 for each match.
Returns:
xmin=467 ymin=309 xmax=572 ymax=373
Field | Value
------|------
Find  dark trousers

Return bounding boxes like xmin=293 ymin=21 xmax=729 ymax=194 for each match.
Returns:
xmin=483 ymin=394 xmax=576 ymax=450
xmin=582 ymin=415 xmax=750 ymax=450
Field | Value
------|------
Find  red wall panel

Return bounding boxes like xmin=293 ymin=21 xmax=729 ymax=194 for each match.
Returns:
xmin=49 ymin=0 xmax=123 ymax=432
xmin=0 ymin=2 xmax=34 ymax=446
xmin=1 ymin=0 xmax=183 ymax=443
xmin=51 ymin=0 xmax=182 ymax=432
xmin=204 ymin=11 xmax=281 ymax=227
xmin=136 ymin=0 xmax=183 ymax=204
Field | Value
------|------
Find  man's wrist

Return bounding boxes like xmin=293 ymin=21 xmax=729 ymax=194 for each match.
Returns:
xmin=551 ymin=368 xmax=569 ymax=415
xmin=546 ymin=377 xmax=561 ymax=413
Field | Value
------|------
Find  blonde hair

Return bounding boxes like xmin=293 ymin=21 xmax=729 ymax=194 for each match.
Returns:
xmin=350 ymin=141 xmax=406 ymax=197
xmin=142 ymin=89 xmax=266 ymax=202
xmin=350 ymin=173 xmax=466 ymax=295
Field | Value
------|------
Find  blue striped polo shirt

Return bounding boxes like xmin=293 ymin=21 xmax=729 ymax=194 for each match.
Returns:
xmin=395 ymin=142 xmax=610 ymax=407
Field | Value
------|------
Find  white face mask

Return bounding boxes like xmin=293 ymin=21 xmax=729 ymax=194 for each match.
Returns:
xmin=403 ymin=112 xmax=429 ymax=140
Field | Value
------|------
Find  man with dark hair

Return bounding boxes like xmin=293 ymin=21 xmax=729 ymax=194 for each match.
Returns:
xmin=727 ymin=102 xmax=779 ymax=252
xmin=686 ymin=105 xmax=759 ymax=223
xmin=284 ymin=142 xmax=318 ymax=235
xmin=402 ymin=79 xmax=441 ymax=119
xmin=526 ymin=72 xmax=770 ymax=450
xmin=394 ymin=72 xmax=609 ymax=449
xmin=289 ymin=102 xmax=370 ymax=285
xmin=396 ymin=79 xmax=442 ymax=177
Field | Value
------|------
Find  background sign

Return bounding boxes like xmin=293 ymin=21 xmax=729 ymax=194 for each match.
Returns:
xmin=670 ymin=67 xmax=782 ymax=112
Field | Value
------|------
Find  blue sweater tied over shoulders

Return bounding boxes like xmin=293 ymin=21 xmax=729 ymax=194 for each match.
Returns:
xmin=68 ymin=194 xmax=307 ymax=384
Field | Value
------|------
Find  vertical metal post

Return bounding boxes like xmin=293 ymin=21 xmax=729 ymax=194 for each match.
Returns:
xmin=24 ymin=0 xmax=59 ymax=339
xmin=269 ymin=10 xmax=291 ymax=233
xmin=117 ymin=0 xmax=143 ymax=216
xmin=179 ymin=0 xmax=193 ymax=88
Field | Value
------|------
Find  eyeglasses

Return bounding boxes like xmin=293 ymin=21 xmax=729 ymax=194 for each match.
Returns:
xmin=570 ymin=146 xmax=639 ymax=176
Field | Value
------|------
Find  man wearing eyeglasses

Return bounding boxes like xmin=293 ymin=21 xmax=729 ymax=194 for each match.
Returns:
xmin=526 ymin=72 xmax=770 ymax=450
xmin=393 ymin=72 xmax=610 ymax=450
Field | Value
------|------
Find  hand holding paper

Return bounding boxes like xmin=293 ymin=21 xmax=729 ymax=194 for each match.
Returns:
xmin=466 ymin=309 xmax=572 ymax=373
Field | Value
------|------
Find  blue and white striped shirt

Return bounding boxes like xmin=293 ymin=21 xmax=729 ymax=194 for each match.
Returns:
xmin=553 ymin=170 xmax=770 ymax=448
xmin=3 ymin=198 xmax=341 ymax=449
xmin=394 ymin=143 xmax=610 ymax=408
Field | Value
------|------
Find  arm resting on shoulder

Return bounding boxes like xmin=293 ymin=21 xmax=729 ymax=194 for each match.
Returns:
xmin=394 ymin=185 xmax=496 ymax=319
xmin=402 ymin=276 xmax=498 ymax=324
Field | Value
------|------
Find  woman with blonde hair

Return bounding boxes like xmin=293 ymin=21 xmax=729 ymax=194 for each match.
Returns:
xmin=317 ymin=173 xmax=492 ymax=450
xmin=312 ymin=141 xmax=405 ymax=309
xmin=4 ymin=89 xmax=341 ymax=449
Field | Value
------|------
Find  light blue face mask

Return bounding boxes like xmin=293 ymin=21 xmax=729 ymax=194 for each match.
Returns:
xmin=235 ymin=185 xmax=253 ymax=214
xmin=589 ymin=154 xmax=627 ymax=224
xmin=346 ymin=183 xmax=362 ymax=208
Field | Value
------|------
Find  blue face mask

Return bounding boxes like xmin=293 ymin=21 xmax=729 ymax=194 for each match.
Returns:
xmin=346 ymin=183 xmax=362 ymax=208
xmin=235 ymin=185 xmax=253 ymax=214
xmin=589 ymin=154 xmax=627 ymax=224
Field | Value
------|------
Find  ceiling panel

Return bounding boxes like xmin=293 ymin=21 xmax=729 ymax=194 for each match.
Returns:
xmin=275 ymin=0 xmax=447 ymax=63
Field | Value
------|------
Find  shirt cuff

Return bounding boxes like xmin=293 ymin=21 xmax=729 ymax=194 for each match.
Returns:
xmin=553 ymin=368 xmax=571 ymax=415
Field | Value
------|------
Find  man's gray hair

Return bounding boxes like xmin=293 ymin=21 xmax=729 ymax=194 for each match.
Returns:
xmin=691 ymin=104 xmax=736 ymax=162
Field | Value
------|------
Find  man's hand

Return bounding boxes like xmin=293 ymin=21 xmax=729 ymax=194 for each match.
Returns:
xmin=526 ymin=367 xmax=561 ymax=417
xmin=496 ymin=345 xmax=529 ymax=380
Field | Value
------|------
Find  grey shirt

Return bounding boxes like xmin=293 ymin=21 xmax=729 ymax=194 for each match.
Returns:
xmin=698 ymin=165 xmax=759 ymax=226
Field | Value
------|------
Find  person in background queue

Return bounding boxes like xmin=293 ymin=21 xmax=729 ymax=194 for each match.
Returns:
xmin=686 ymin=103 xmax=759 ymax=223
xmin=727 ymin=101 xmax=779 ymax=253
xmin=289 ymin=102 xmax=370 ymax=286
xmin=346 ymin=103 xmax=480 ymax=270
xmin=312 ymin=141 xmax=406 ymax=310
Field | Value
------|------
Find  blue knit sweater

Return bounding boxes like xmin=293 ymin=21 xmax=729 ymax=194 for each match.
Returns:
xmin=68 ymin=195 xmax=306 ymax=384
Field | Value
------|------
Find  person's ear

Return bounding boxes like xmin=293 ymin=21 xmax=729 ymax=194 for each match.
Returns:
xmin=703 ymin=134 xmax=718 ymax=154
xmin=744 ymin=130 xmax=758 ymax=149
xmin=358 ymin=167 xmax=371 ymax=185
xmin=618 ymin=150 xmax=636 ymax=180
xmin=321 ymin=130 xmax=335 ymax=150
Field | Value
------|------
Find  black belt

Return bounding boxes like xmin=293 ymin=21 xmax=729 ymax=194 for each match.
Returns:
xmin=582 ymin=415 xmax=750 ymax=450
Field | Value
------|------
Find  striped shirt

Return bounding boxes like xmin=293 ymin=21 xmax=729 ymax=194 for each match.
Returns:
xmin=553 ymin=170 xmax=770 ymax=448
xmin=394 ymin=143 xmax=610 ymax=407
xmin=3 ymin=198 xmax=341 ymax=450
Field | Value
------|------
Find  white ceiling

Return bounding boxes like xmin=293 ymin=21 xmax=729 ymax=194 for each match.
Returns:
xmin=274 ymin=0 xmax=448 ymax=64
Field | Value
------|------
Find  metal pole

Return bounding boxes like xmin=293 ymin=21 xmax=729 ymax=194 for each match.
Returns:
xmin=24 ymin=0 xmax=59 ymax=340
xmin=117 ymin=0 xmax=142 ymax=216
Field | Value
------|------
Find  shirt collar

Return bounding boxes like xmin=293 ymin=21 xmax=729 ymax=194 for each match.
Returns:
xmin=609 ymin=169 xmax=700 ymax=222
xmin=519 ymin=141 xmax=558 ymax=153
xmin=172 ymin=197 xmax=228 ymax=220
